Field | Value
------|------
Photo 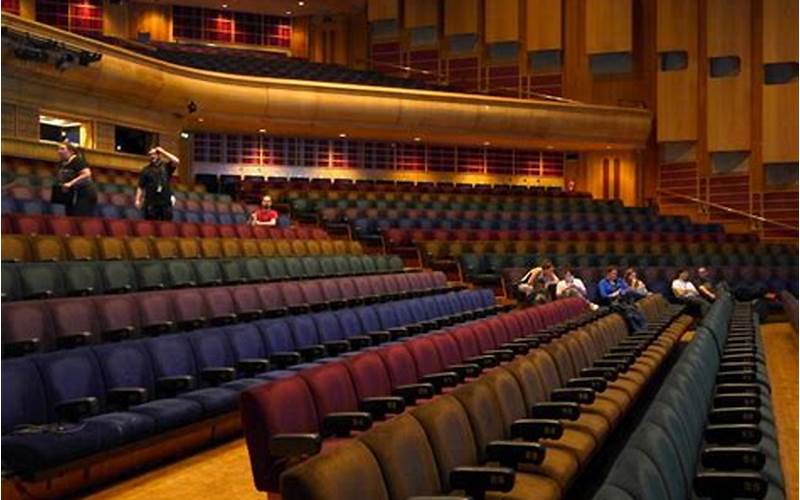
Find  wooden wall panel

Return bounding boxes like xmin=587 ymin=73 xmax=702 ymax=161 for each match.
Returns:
xmin=706 ymin=0 xmax=751 ymax=152
xmin=405 ymin=0 xmax=438 ymax=28
xmin=2 ymin=103 xmax=16 ymax=138
xmin=95 ymin=122 xmax=116 ymax=152
xmin=763 ymin=81 xmax=799 ymax=162
xmin=444 ymin=0 xmax=479 ymax=35
xmin=656 ymin=0 xmax=695 ymax=51
xmin=525 ymin=0 xmax=561 ymax=50
xmin=367 ymin=0 xmax=398 ymax=22
xmin=656 ymin=0 xmax=697 ymax=141
xmin=128 ymin=3 xmax=171 ymax=42
xmin=585 ymin=0 xmax=632 ymax=54
xmin=15 ymin=105 xmax=39 ymax=140
xmin=763 ymin=0 xmax=798 ymax=63
xmin=485 ymin=0 xmax=519 ymax=43
xmin=103 ymin=0 xmax=128 ymax=37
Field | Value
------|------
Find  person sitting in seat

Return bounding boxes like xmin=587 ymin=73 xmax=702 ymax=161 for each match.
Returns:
xmin=694 ymin=267 xmax=718 ymax=302
xmin=249 ymin=195 xmax=279 ymax=226
xmin=597 ymin=266 xmax=628 ymax=305
xmin=672 ymin=268 xmax=710 ymax=316
xmin=623 ymin=267 xmax=650 ymax=298
xmin=518 ymin=260 xmax=558 ymax=304
xmin=557 ymin=267 xmax=600 ymax=310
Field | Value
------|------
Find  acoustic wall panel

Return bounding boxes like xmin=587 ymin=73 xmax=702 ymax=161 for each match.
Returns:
xmin=763 ymin=0 xmax=798 ymax=64
xmin=444 ymin=0 xmax=479 ymax=35
xmin=656 ymin=0 xmax=695 ymax=51
xmin=367 ymin=0 xmax=398 ymax=22
xmin=525 ymin=0 xmax=561 ymax=50
xmin=485 ymin=0 xmax=519 ymax=43
xmin=585 ymin=0 xmax=632 ymax=54
xmin=706 ymin=0 xmax=751 ymax=152
xmin=763 ymin=80 xmax=799 ymax=163
xmin=404 ymin=0 xmax=437 ymax=28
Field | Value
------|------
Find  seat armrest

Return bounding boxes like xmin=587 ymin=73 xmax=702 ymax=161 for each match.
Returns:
xmin=486 ymin=441 xmax=546 ymax=468
xmin=287 ymin=304 xmax=312 ymax=315
xmin=404 ymin=324 xmax=425 ymax=335
xmin=715 ymin=383 xmax=761 ymax=395
xmin=107 ymin=387 xmax=148 ymax=409
xmin=4 ymin=338 xmax=41 ymax=357
xmin=296 ymin=344 xmax=327 ymax=362
xmin=103 ymin=326 xmax=135 ymax=342
xmin=593 ymin=359 xmax=628 ymax=372
xmin=346 ymin=335 xmax=372 ymax=350
xmin=263 ymin=307 xmax=290 ymax=318
xmin=693 ymin=472 xmax=767 ymax=499
xmin=713 ymin=393 xmax=761 ymax=409
xmin=701 ymin=446 xmax=765 ymax=471
xmin=392 ymin=383 xmax=435 ymax=405
xmin=704 ymin=424 xmax=762 ymax=445
xmin=322 ymin=340 xmax=351 ymax=356
xmin=418 ymin=320 xmax=440 ymax=332
xmin=55 ymin=397 xmax=100 ymax=422
xmin=551 ymin=388 xmax=595 ymax=404
xmin=501 ymin=343 xmax=530 ymax=355
xmin=178 ymin=318 xmax=207 ymax=331
xmin=465 ymin=355 xmax=499 ymax=368
xmin=716 ymin=370 xmax=759 ymax=385
xmin=609 ymin=345 xmax=642 ymax=357
xmin=321 ymin=411 xmax=372 ymax=437
xmin=368 ymin=330 xmax=392 ymax=344
xmin=510 ymin=418 xmax=564 ymax=441
xmin=236 ymin=358 xmax=270 ymax=377
xmin=708 ymin=407 xmax=761 ymax=425
xmin=200 ymin=367 xmax=236 ymax=386
xmin=484 ymin=349 xmax=515 ymax=362
xmin=269 ymin=433 xmax=322 ymax=459
xmin=601 ymin=353 xmax=634 ymax=366
xmin=55 ymin=332 xmax=92 ymax=349
xmin=142 ymin=321 xmax=175 ymax=336
xmin=359 ymin=396 xmax=406 ymax=420
xmin=387 ymin=327 xmax=410 ymax=339
xmin=209 ymin=313 xmax=238 ymax=326
xmin=237 ymin=309 xmax=265 ymax=322
xmin=269 ymin=351 xmax=302 ymax=369
xmin=447 ymin=363 xmax=481 ymax=380
xmin=157 ymin=375 xmax=196 ymax=397
xmin=449 ymin=466 xmax=515 ymax=498
xmin=419 ymin=371 xmax=459 ymax=393
xmin=567 ymin=377 xmax=607 ymax=392
xmin=719 ymin=361 xmax=756 ymax=373
xmin=531 ymin=402 xmax=580 ymax=421
xmin=510 ymin=337 xmax=540 ymax=349
xmin=721 ymin=353 xmax=761 ymax=364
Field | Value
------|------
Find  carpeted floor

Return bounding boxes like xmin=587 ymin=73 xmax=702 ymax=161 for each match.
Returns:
xmin=761 ymin=322 xmax=799 ymax=500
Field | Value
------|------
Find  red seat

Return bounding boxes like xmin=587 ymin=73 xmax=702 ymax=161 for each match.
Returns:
xmin=76 ymin=217 xmax=107 ymax=237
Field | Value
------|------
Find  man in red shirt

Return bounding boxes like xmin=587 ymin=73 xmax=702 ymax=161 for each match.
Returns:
xmin=249 ymin=195 xmax=279 ymax=226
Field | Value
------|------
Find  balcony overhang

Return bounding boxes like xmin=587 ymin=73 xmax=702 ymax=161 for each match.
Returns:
xmin=2 ymin=15 xmax=652 ymax=151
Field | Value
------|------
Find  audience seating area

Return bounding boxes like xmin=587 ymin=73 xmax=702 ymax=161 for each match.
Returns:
xmin=253 ymin=294 xmax=693 ymax=499
xmin=593 ymin=293 xmax=786 ymax=500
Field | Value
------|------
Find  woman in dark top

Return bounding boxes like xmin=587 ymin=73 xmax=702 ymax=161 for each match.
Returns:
xmin=55 ymin=141 xmax=97 ymax=216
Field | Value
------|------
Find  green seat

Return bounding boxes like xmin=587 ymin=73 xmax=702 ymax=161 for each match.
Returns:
xmin=220 ymin=259 xmax=246 ymax=284
xmin=301 ymin=257 xmax=323 ymax=278
xmin=360 ymin=255 xmax=378 ymax=274
xmin=134 ymin=260 xmax=167 ymax=291
xmin=166 ymin=260 xmax=197 ymax=288
xmin=243 ymin=258 xmax=268 ymax=282
xmin=19 ymin=262 xmax=64 ymax=299
xmin=2 ymin=263 xmax=21 ymax=300
xmin=193 ymin=259 xmax=223 ymax=286
xmin=62 ymin=261 xmax=103 ymax=296
xmin=332 ymin=255 xmax=351 ymax=276
xmin=318 ymin=257 xmax=338 ymax=277
xmin=347 ymin=256 xmax=365 ymax=275
xmin=284 ymin=256 xmax=307 ymax=279
xmin=373 ymin=255 xmax=390 ymax=273
xmin=460 ymin=254 xmax=480 ymax=278
xmin=387 ymin=256 xmax=404 ymax=272
xmin=266 ymin=258 xmax=290 ymax=281
xmin=100 ymin=261 xmax=137 ymax=294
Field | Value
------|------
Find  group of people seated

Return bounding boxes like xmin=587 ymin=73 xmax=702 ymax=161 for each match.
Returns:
xmin=517 ymin=261 xmax=720 ymax=313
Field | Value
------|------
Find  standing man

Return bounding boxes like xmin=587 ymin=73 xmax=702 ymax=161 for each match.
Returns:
xmin=135 ymin=146 xmax=180 ymax=221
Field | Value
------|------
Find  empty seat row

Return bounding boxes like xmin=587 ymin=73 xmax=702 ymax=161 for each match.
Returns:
xmin=2 ymin=269 xmax=450 ymax=353
xmin=1 ymin=233 xmax=359 ymax=263
xmin=593 ymin=294 xmax=786 ymax=500
xmin=255 ymin=295 xmax=694 ymax=499
xmin=1 ymin=287 xmax=503 ymax=490
xmin=1 ymin=253 xmax=406 ymax=301
xmin=2 ymin=213 xmax=321 ymax=240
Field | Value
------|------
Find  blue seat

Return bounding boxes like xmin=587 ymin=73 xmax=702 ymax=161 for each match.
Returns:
xmin=187 ymin=329 xmax=265 ymax=391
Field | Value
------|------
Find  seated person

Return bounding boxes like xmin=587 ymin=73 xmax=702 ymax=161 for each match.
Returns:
xmin=597 ymin=266 xmax=629 ymax=305
xmin=555 ymin=267 xmax=587 ymax=299
xmin=518 ymin=260 xmax=559 ymax=304
xmin=694 ymin=267 xmax=718 ymax=302
xmin=623 ymin=267 xmax=650 ymax=298
xmin=672 ymin=269 xmax=710 ymax=316
xmin=249 ymin=195 xmax=279 ymax=226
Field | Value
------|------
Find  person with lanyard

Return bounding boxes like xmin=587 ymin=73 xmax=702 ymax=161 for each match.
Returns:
xmin=249 ymin=195 xmax=279 ymax=226
xmin=135 ymin=146 xmax=180 ymax=221
xmin=54 ymin=140 xmax=98 ymax=217
xmin=597 ymin=266 xmax=629 ymax=305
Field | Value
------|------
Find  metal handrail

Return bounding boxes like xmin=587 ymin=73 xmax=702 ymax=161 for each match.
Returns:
xmin=657 ymin=187 xmax=798 ymax=231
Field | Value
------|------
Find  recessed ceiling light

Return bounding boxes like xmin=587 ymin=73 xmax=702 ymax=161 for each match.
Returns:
xmin=259 ymin=128 xmax=267 ymax=133
xmin=221 ymin=3 xmax=227 ymax=8
xmin=483 ymin=141 xmax=490 ymax=146
xmin=285 ymin=10 xmax=293 ymax=15
xmin=339 ymin=133 xmax=347 ymax=138
xmin=413 ymin=137 xmax=421 ymax=142
xmin=197 ymin=117 xmax=205 ymax=122
xmin=180 ymin=132 xmax=190 ymax=139
xmin=298 ymin=0 xmax=305 ymax=5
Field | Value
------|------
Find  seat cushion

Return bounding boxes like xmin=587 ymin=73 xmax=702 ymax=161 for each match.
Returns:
xmin=483 ymin=470 xmax=561 ymax=500
xmin=85 ymin=411 xmax=156 ymax=443
xmin=519 ymin=445 xmax=580 ymax=491
xmin=542 ymin=427 xmax=596 ymax=466
xmin=129 ymin=398 xmax=205 ymax=430
xmin=221 ymin=378 xmax=266 ymax=392
xmin=177 ymin=387 xmax=239 ymax=414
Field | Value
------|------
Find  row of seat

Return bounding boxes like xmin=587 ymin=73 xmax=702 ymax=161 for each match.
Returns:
xmin=241 ymin=296 xmax=592 ymax=494
xmin=2 ymin=268 xmax=445 ymax=353
xmin=1 ymin=287 xmax=501 ymax=484
xmin=593 ymin=294 xmax=786 ymax=500
xmin=256 ymin=295 xmax=693 ymax=499
xmin=1 ymin=234 xmax=360 ymax=263
xmin=2 ymin=213 xmax=318 ymax=240
xmin=2 ymin=253 xmax=406 ymax=302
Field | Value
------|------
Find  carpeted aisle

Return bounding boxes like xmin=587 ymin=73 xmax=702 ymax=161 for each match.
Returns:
xmin=761 ymin=322 xmax=798 ymax=500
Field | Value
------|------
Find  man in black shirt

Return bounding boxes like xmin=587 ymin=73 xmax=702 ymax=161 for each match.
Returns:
xmin=694 ymin=267 xmax=718 ymax=302
xmin=135 ymin=146 xmax=180 ymax=221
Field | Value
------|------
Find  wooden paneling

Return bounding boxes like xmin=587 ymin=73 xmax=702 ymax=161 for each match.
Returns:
xmin=656 ymin=0 xmax=695 ymax=51
xmin=95 ymin=122 xmax=115 ymax=152
xmin=762 ymin=0 xmax=797 ymax=63
xmin=706 ymin=0 xmax=751 ymax=151
xmin=763 ymin=80 xmax=799 ymax=162
xmin=15 ymin=105 xmax=38 ymax=140
xmin=2 ymin=103 xmax=16 ymax=138
xmin=656 ymin=0 xmax=697 ymax=142
xmin=525 ymin=0 xmax=561 ymax=50
xmin=103 ymin=0 xmax=128 ymax=38
xmin=485 ymin=0 xmax=519 ymax=43
xmin=585 ymin=0 xmax=632 ymax=54
xmin=444 ymin=0 xmax=479 ymax=35
xmin=128 ymin=2 xmax=171 ymax=41
xmin=404 ymin=0 xmax=437 ymax=28
xmin=290 ymin=16 xmax=309 ymax=59
xmin=367 ymin=0 xmax=398 ymax=22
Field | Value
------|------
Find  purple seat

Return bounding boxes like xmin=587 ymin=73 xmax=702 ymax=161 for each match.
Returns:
xmin=47 ymin=298 xmax=99 ymax=349
xmin=278 ymin=282 xmax=310 ymax=314
xmin=171 ymin=290 xmax=209 ymax=330
xmin=93 ymin=295 xmax=140 ymax=342
xmin=187 ymin=328 xmax=265 ymax=391
xmin=137 ymin=291 xmax=178 ymax=336
xmin=2 ymin=301 xmax=52 ymax=355
xmin=201 ymin=287 xmax=238 ymax=326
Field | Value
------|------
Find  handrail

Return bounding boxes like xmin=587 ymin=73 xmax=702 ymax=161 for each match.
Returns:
xmin=657 ymin=187 xmax=799 ymax=231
